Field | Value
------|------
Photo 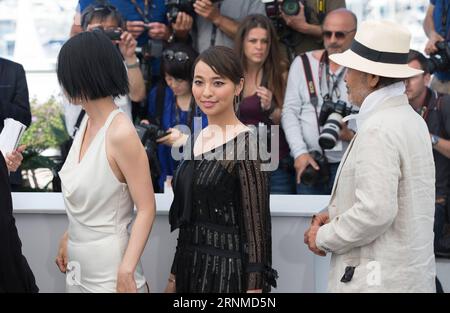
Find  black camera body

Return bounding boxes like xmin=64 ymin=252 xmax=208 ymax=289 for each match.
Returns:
xmin=135 ymin=123 xmax=171 ymax=193
xmin=301 ymin=150 xmax=330 ymax=186
xmin=264 ymin=0 xmax=300 ymax=18
xmin=263 ymin=0 xmax=306 ymax=52
xmin=104 ymin=28 xmax=123 ymax=41
xmin=135 ymin=38 xmax=164 ymax=69
xmin=135 ymin=123 xmax=169 ymax=144
xmin=165 ymin=0 xmax=222 ymax=24
xmin=318 ymin=99 xmax=357 ymax=150
xmin=426 ymin=40 xmax=450 ymax=74
xmin=92 ymin=27 xmax=123 ymax=41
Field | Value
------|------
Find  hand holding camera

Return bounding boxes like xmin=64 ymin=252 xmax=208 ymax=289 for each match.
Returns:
xmin=126 ymin=20 xmax=147 ymax=39
xmin=146 ymin=22 xmax=171 ymax=41
xmin=193 ymin=0 xmax=220 ymax=23
xmin=279 ymin=0 xmax=308 ymax=32
xmin=171 ymin=12 xmax=194 ymax=37
xmin=118 ymin=31 xmax=138 ymax=61
xmin=294 ymin=152 xmax=319 ymax=184
xmin=156 ymin=127 xmax=188 ymax=148
xmin=425 ymin=31 xmax=445 ymax=55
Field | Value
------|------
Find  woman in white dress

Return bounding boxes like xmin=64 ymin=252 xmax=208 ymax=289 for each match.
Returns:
xmin=54 ymin=31 xmax=155 ymax=293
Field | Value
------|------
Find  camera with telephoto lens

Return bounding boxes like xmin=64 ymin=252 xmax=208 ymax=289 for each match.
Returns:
xmin=262 ymin=0 xmax=306 ymax=51
xmin=426 ymin=40 xmax=450 ymax=74
xmin=318 ymin=99 xmax=357 ymax=150
xmin=301 ymin=150 xmax=330 ymax=186
xmin=263 ymin=0 xmax=300 ymax=17
xmin=135 ymin=123 xmax=171 ymax=193
xmin=165 ymin=0 xmax=223 ymax=24
xmin=135 ymin=39 xmax=164 ymax=61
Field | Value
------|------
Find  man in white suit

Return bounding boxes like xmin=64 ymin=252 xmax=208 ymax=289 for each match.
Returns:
xmin=304 ymin=20 xmax=437 ymax=292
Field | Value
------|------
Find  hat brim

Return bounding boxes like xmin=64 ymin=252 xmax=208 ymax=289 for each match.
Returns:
xmin=329 ymin=49 xmax=423 ymax=78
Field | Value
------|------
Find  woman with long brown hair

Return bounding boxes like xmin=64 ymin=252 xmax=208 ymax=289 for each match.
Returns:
xmin=235 ymin=14 xmax=295 ymax=194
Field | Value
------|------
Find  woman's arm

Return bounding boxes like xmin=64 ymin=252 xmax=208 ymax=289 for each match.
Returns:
xmin=109 ymin=116 xmax=156 ymax=292
xmin=55 ymin=231 xmax=69 ymax=273
xmin=238 ymin=156 xmax=274 ymax=293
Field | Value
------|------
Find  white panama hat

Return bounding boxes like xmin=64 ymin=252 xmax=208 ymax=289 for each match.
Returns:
xmin=329 ymin=20 xmax=423 ymax=78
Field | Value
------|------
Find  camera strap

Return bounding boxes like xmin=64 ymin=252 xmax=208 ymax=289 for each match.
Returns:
xmin=130 ymin=0 xmax=152 ymax=23
xmin=210 ymin=3 xmax=222 ymax=47
xmin=319 ymin=51 xmax=344 ymax=101
xmin=300 ymin=53 xmax=319 ymax=108
xmin=422 ymin=90 xmax=447 ymax=138
xmin=300 ymin=53 xmax=326 ymax=156
xmin=317 ymin=0 xmax=326 ymax=24
xmin=441 ymin=0 xmax=449 ymax=38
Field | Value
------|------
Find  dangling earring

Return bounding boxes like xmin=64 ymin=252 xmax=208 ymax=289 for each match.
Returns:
xmin=233 ymin=94 xmax=240 ymax=113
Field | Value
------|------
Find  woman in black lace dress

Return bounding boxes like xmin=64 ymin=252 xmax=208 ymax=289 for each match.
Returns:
xmin=166 ymin=46 xmax=277 ymax=293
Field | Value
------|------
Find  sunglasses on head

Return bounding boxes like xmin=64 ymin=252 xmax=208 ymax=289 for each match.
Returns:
xmin=163 ymin=50 xmax=190 ymax=62
xmin=92 ymin=4 xmax=118 ymax=12
xmin=323 ymin=29 xmax=356 ymax=40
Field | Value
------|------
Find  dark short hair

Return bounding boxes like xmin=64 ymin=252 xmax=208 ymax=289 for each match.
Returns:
xmin=193 ymin=46 xmax=243 ymax=85
xmin=57 ymin=31 xmax=129 ymax=102
xmin=408 ymin=49 xmax=429 ymax=73
xmin=81 ymin=3 xmax=125 ymax=30
xmin=162 ymin=42 xmax=199 ymax=82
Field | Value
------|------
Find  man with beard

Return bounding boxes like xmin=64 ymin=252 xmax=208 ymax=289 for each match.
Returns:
xmin=282 ymin=9 xmax=358 ymax=195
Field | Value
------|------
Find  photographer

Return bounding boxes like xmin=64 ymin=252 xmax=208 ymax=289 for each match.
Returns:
xmin=281 ymin=9 xmax=357 ymax=195
xmin=73 ymin=0 xmax=193 ymax=99
xmin=63 ymin=3 xmax=145 ymax=137
xmin=275 ymin=0 xmax=346 ymax=56
xmin=143 ymin=43 xmax=207 ymax=192
xmin=75 ymin=1 xmax=192 ymax=43
xmin=191 ymin=0 xmax=266 ymax=52
xmin=424 ymin=0 xmax=450 ymax=94
xmin=406 ymin=50 xmax=450 ymax=261
xmin=62 ymin=4 xmax=147 ymax=168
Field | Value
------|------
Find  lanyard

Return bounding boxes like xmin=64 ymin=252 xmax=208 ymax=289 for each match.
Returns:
xmin=318 ymin=52 xmax=345 ymax=101
xmin=419 ymin=90 xmax=440 ymax=122
xmin=210 ymin=3 xmax=222 ymax=47
xmin=130 ymin=0 xmax=152 ymax=23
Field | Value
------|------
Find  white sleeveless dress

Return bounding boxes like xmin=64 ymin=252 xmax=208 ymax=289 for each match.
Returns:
xmin=59 ymin=109 xmax=147 ymax=293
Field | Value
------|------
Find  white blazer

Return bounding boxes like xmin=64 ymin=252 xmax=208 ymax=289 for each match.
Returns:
xmin=316 ymin=94 xmax=436 ymax=292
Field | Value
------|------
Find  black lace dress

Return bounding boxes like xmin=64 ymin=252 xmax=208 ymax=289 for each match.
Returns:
xmin=169 ymin=131 xmax=277 ymax=293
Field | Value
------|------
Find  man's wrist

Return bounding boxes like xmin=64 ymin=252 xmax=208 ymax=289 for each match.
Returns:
xmin=290 ymin=20 xmax=309 ymax=34
xmin=212 ymin=14 xmax=222 ymax=27
xmin=431 ymin=134 xmax=440 ymax=147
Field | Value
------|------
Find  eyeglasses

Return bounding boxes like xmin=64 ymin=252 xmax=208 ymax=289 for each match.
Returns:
xmin=163 ymin=50 xmax=190 ymax=62
xmin=323 ymin=29 xmax=356 ymax=40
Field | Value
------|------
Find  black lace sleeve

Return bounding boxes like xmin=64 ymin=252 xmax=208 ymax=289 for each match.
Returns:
xmin=238 ymin=153 xmax=277 ymax=291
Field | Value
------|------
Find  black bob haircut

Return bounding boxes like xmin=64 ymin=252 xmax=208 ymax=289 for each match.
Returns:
xmin=57 ymin=31 xmax=129 ymax=102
